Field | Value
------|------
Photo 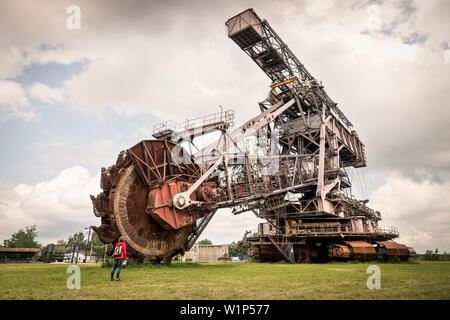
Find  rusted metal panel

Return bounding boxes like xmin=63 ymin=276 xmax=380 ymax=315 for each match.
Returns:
xmin=376 ymin=241 xmax=406 ymax=250
xmin=328 ymin=244 xmax=351 ymax=259
xmin=343 ymin=241 xmax=376 ymax=261
xmin=376 ymin=241 xmax=410 ymax=261
xmin=147 ymin=180 xmax=202 ymax=229
xmin=256 ymin=244 xmax=285 ymax=262
xmin=127 ymin=140 xmax=200 ymax=187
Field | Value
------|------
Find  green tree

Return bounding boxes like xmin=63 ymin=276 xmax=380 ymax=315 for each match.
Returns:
xmin=2 ymin=225 xmax=40 ymax=248
xmin=56 ymin=239 xmax=67 ymax=245
xmin=68 ymin=231 xmax=86 ymax=251
xmin=89 ymin=232 xmax=104 ymax=247
xmin=198 ymin=239 xmax=212 ymax=245
xmin=439 ymin=251 xmax=449 ymax=261
xmin=423 ymin=248 xmax=440 ymax=261
xmin=229 ymin=240 xmax=250 ymax=257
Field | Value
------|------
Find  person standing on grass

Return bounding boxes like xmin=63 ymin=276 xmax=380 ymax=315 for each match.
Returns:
xmin=110 ymin=236 xmax=127 ymax=281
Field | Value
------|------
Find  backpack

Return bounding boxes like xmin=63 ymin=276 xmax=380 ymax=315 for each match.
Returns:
xmin=113 ymin=243 xmax=122 ymax=257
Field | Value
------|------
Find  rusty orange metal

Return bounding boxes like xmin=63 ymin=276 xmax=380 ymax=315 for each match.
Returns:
xmin=328 ymin=244 xmax=351 ymax=259
xmin=90 ymin=140 xmax=217 ymax=264
xmin=343 ymin=241 xmax=376 ymax=261
xmin=375 ymin=241 xmax=410 ymax=261
xmin=147 ymin=181 xmax=199 ymax=229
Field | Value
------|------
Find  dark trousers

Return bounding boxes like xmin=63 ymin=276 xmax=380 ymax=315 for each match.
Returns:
xmin=111 ymin=258 xmax=124 ymax=279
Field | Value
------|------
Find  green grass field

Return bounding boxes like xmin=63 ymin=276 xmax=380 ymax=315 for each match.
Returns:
xmin=0 ymin=261 xmax=449 ymax=300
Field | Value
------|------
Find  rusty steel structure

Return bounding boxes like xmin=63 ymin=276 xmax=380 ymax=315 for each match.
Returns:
xmin=90 ymin=9 xmax=414 ymax=264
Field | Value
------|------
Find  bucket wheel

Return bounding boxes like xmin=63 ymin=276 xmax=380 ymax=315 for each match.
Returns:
xmin=91 ymin=140 xmax=213 ymax=265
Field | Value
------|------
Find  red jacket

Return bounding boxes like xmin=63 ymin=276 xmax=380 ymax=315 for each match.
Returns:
xmin=112 ymin=241 xmax=127 ymax=260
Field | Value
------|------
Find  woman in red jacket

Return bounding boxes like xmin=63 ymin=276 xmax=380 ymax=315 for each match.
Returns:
xmin=110 ymin=236 xmax=127 ymax=281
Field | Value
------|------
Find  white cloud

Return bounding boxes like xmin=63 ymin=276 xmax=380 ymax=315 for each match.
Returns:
xmin=0 ymin=166 xmax=101 ymax=245
xmin=0 ymin=45 xmax=84 ymax=80
xmin=371 ymin=173 xmax=450 ymax=253
xmin=32 ymin=138 xmax=119 ymax=173
xmin=0 ymin=47 xmax=28 ymax=79
xmin=27 ymin=47 xmax=87 ymax=66
xmin=0 ymin=80 xmax=36 ymax=120
xmin=0 ymin=80 xmax=28 ymax=108
xmin=63 ymin=37 xmax=266 ymax=122
xmin=27 ymin=82 xmax=64 ymax=105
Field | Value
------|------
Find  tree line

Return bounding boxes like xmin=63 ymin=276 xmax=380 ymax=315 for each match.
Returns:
xmin=1 ymin=225 xmax=104 ymax=250
xmin=420 ymin=249 xmax=450 ymax=261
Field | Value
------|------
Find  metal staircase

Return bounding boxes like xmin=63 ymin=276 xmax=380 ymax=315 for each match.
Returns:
xmin=185 ymin=210 xmax=217 ymax=251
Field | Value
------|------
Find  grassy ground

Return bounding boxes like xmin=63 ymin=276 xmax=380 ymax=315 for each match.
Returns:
xmin=0 ymin=261 xmax=449 ymax=300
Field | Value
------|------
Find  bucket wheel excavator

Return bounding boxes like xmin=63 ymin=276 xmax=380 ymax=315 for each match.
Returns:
xmin=90 ymin=140 xmax=219 ymax=265
xmin=90 ymin=9 xmax=414 ymax=264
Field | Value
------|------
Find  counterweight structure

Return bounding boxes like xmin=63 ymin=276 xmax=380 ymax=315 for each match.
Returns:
xmin=90 ymin=9 xmax=414 ymax=264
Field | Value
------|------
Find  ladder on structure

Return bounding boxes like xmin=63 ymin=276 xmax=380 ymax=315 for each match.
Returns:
xmin=267 ymin=235 xmax=294 ymax=263
xmin=185 ymin=210 xmax=217 ymax=251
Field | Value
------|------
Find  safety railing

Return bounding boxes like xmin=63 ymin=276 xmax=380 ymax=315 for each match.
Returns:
xmin=153 ymin=109 xmax=235 ymax=135
xmin=376 ymin=225 xmax=399 ymax=236
xmin=286 ymin=224 xmax=399 ymax=236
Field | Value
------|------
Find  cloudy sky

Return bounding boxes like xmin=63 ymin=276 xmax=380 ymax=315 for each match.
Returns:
xmin=0 ymin=0 xmax=448 ymax=253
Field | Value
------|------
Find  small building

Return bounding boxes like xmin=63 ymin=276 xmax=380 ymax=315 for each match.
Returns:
xmin=183 ymin=243 xmax=229 ymax=262
xmin=0 ymin=248 xmax=41 ymax=263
